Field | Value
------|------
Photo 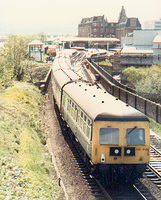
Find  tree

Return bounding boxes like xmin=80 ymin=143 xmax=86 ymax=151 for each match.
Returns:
xmin=21 ymin=60 xmax=51 ymax=85
xmin=135 ymin=66 xmax=161 ymax=94
xmin=2 ymin=35 xmax=29 ymax=81
xmin=122 ymin=66 xmax=147 ymax=88
xmin=123 ymin=65 xmax=161 ymax=102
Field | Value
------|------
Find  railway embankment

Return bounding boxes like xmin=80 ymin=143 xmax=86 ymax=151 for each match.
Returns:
xmin=0 ymin=82 xmax=64 ymax=199
xmin=43 ymin=82 xmax=97 ymax=200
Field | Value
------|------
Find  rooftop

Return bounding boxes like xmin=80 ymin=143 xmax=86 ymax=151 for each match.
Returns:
xmin=153 ymin=34 xmax=161 ymax=43
xmin=28 ymin=40 xmax=43 ymax=45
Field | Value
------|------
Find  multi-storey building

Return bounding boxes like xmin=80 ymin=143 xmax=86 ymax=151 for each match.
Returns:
xmin=144 ymin=19 xmax=161 ymax=30
xmin=78 ymin=16 xmax=107 ymax=37
xmin=119 ymin=30 xmax=161 ymax=70
xmin=115 ymin=17 xmax=142 ymax=40
xmin=78 ymin=6 xmax=141 ymax=40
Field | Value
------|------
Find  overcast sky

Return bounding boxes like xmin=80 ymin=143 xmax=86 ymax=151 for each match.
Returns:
xmin=0 ymin=0 xmax=160 ymax=35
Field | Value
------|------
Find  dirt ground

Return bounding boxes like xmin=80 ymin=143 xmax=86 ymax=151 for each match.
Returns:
xmin=42 ymin=86 xmax=96 ymax=200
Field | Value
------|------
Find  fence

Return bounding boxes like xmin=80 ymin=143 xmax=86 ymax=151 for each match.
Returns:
xmin=85 ymin=59 xmax=161 ymax=124
xmin=40 ymin=59 xmax=161 ymax=124
xmin=39 ymin=68 xmax=52 ymax=94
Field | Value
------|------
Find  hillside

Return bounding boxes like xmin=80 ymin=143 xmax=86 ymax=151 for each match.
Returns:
xmin=0 ymin=82 xmax=64 ymax=199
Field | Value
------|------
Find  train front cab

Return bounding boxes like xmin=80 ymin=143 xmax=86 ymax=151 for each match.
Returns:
xmin=91 ymin=120 xmax=150 ymax=180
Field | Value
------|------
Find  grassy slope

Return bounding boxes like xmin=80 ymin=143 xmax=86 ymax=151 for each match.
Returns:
xmin=150 ymin=118 xmax=161 ymax=137
xmin=0 ymin=82 xmax=64 ymax=199
xmin=98 ymin=59 xmax=112 ymax=66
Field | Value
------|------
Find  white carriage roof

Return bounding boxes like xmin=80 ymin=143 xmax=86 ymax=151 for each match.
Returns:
xmin=52 ymin=54 xmax=85 ymax=88
xmin=63 ymin=81 xmax=148 ymax=122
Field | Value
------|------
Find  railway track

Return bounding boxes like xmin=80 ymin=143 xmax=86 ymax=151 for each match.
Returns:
xmin=144 ymin=143 xmax=161 ymax=190
xmin=59 ymin=113 xmax=156 ymax=199
xmin=105 ymin=180 xmax=156 ymax=200
xmin=54 ymin=102 xmax=111 ymax=200
xmin=133 ymin=181 xmax=157 ymax=200
xmin=48 ymin=53 xmax=161 ymax=199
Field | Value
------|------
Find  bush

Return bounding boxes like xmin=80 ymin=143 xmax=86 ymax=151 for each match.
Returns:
xmin=21 ymin=60 xmax=51 ymax=86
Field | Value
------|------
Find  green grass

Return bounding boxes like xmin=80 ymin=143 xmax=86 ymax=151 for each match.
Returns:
xmin=98 ymin=59 xmax=112 ymax=66
xmin=150 ymin=118 xmax=161 ymax=137
xmin=0 ymin=82 xmax=64 ymax=199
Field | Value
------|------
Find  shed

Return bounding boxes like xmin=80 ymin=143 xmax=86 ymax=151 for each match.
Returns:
xmin=28 ymin=40 xmax=43 ymax=62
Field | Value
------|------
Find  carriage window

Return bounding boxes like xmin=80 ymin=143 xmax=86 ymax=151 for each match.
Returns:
xmin=100 ymin=128 xmax=119 ymax=145
xmin=81 ymin=112 xmax=83 ymax=118
xmin=88 ymin=119 xmax=90 ymax=126
xmin=126 ymin=128 xmax=145 ymax=145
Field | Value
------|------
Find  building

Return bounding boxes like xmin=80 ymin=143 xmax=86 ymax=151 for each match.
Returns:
xmin=119 ymin=30 xmax=161 ymax=71
xmin=78 ymin=6 xmax=141 ymax=40
xmin=28 ymin=40 xmax=43 ymax=62
xmin=78 ymin=16 xmax=107 ymax=37
xmin=115 ymin=6 xmax=141 ymax=40
xmin=105 ymin=22 xmax=118 ymax=38
xmin=144 ymin=19 xmax=161 ymax=30
xmin=60 ymin=37 xmax=120 ymax=51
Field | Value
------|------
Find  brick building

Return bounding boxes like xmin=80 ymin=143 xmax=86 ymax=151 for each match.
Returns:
xmin=78 ymin=15 xmax=107 ymax=37
xmin=78 ymin=6 xmax=141 ymax=40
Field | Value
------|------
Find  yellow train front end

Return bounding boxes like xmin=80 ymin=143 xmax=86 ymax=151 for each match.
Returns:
xmin=92 ymin=120 xmax=150 ymax=180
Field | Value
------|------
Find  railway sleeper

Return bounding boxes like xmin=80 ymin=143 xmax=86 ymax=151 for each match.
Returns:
xmin=153 ymin=180 xmax=161 ymax=184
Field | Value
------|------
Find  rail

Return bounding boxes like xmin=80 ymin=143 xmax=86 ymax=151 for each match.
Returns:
xmin=143 ymin=144 xmax=161 ymax=192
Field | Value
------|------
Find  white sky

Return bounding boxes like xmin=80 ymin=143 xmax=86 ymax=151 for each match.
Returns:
xmin=0 ymin=0 xmax=161 ymax=35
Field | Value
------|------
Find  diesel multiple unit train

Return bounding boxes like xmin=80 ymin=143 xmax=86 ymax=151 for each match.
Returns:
xmin=51 ymin=49 xmax=150 ymax=182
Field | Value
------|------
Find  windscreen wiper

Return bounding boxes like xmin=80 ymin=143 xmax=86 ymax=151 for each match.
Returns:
xmin=127 ymin=126 xmax=137 ymax=135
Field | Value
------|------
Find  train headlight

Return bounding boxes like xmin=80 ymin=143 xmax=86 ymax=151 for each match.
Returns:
xmin=124 ymin=147 xmax=135 ymax=156
xmin=126 ymin=149 xmax=131 ymax=154
xmin=110 ymin=147 xmax=121 ymax=156
xmin=114 ymin=149 xmax=119 ymax=154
